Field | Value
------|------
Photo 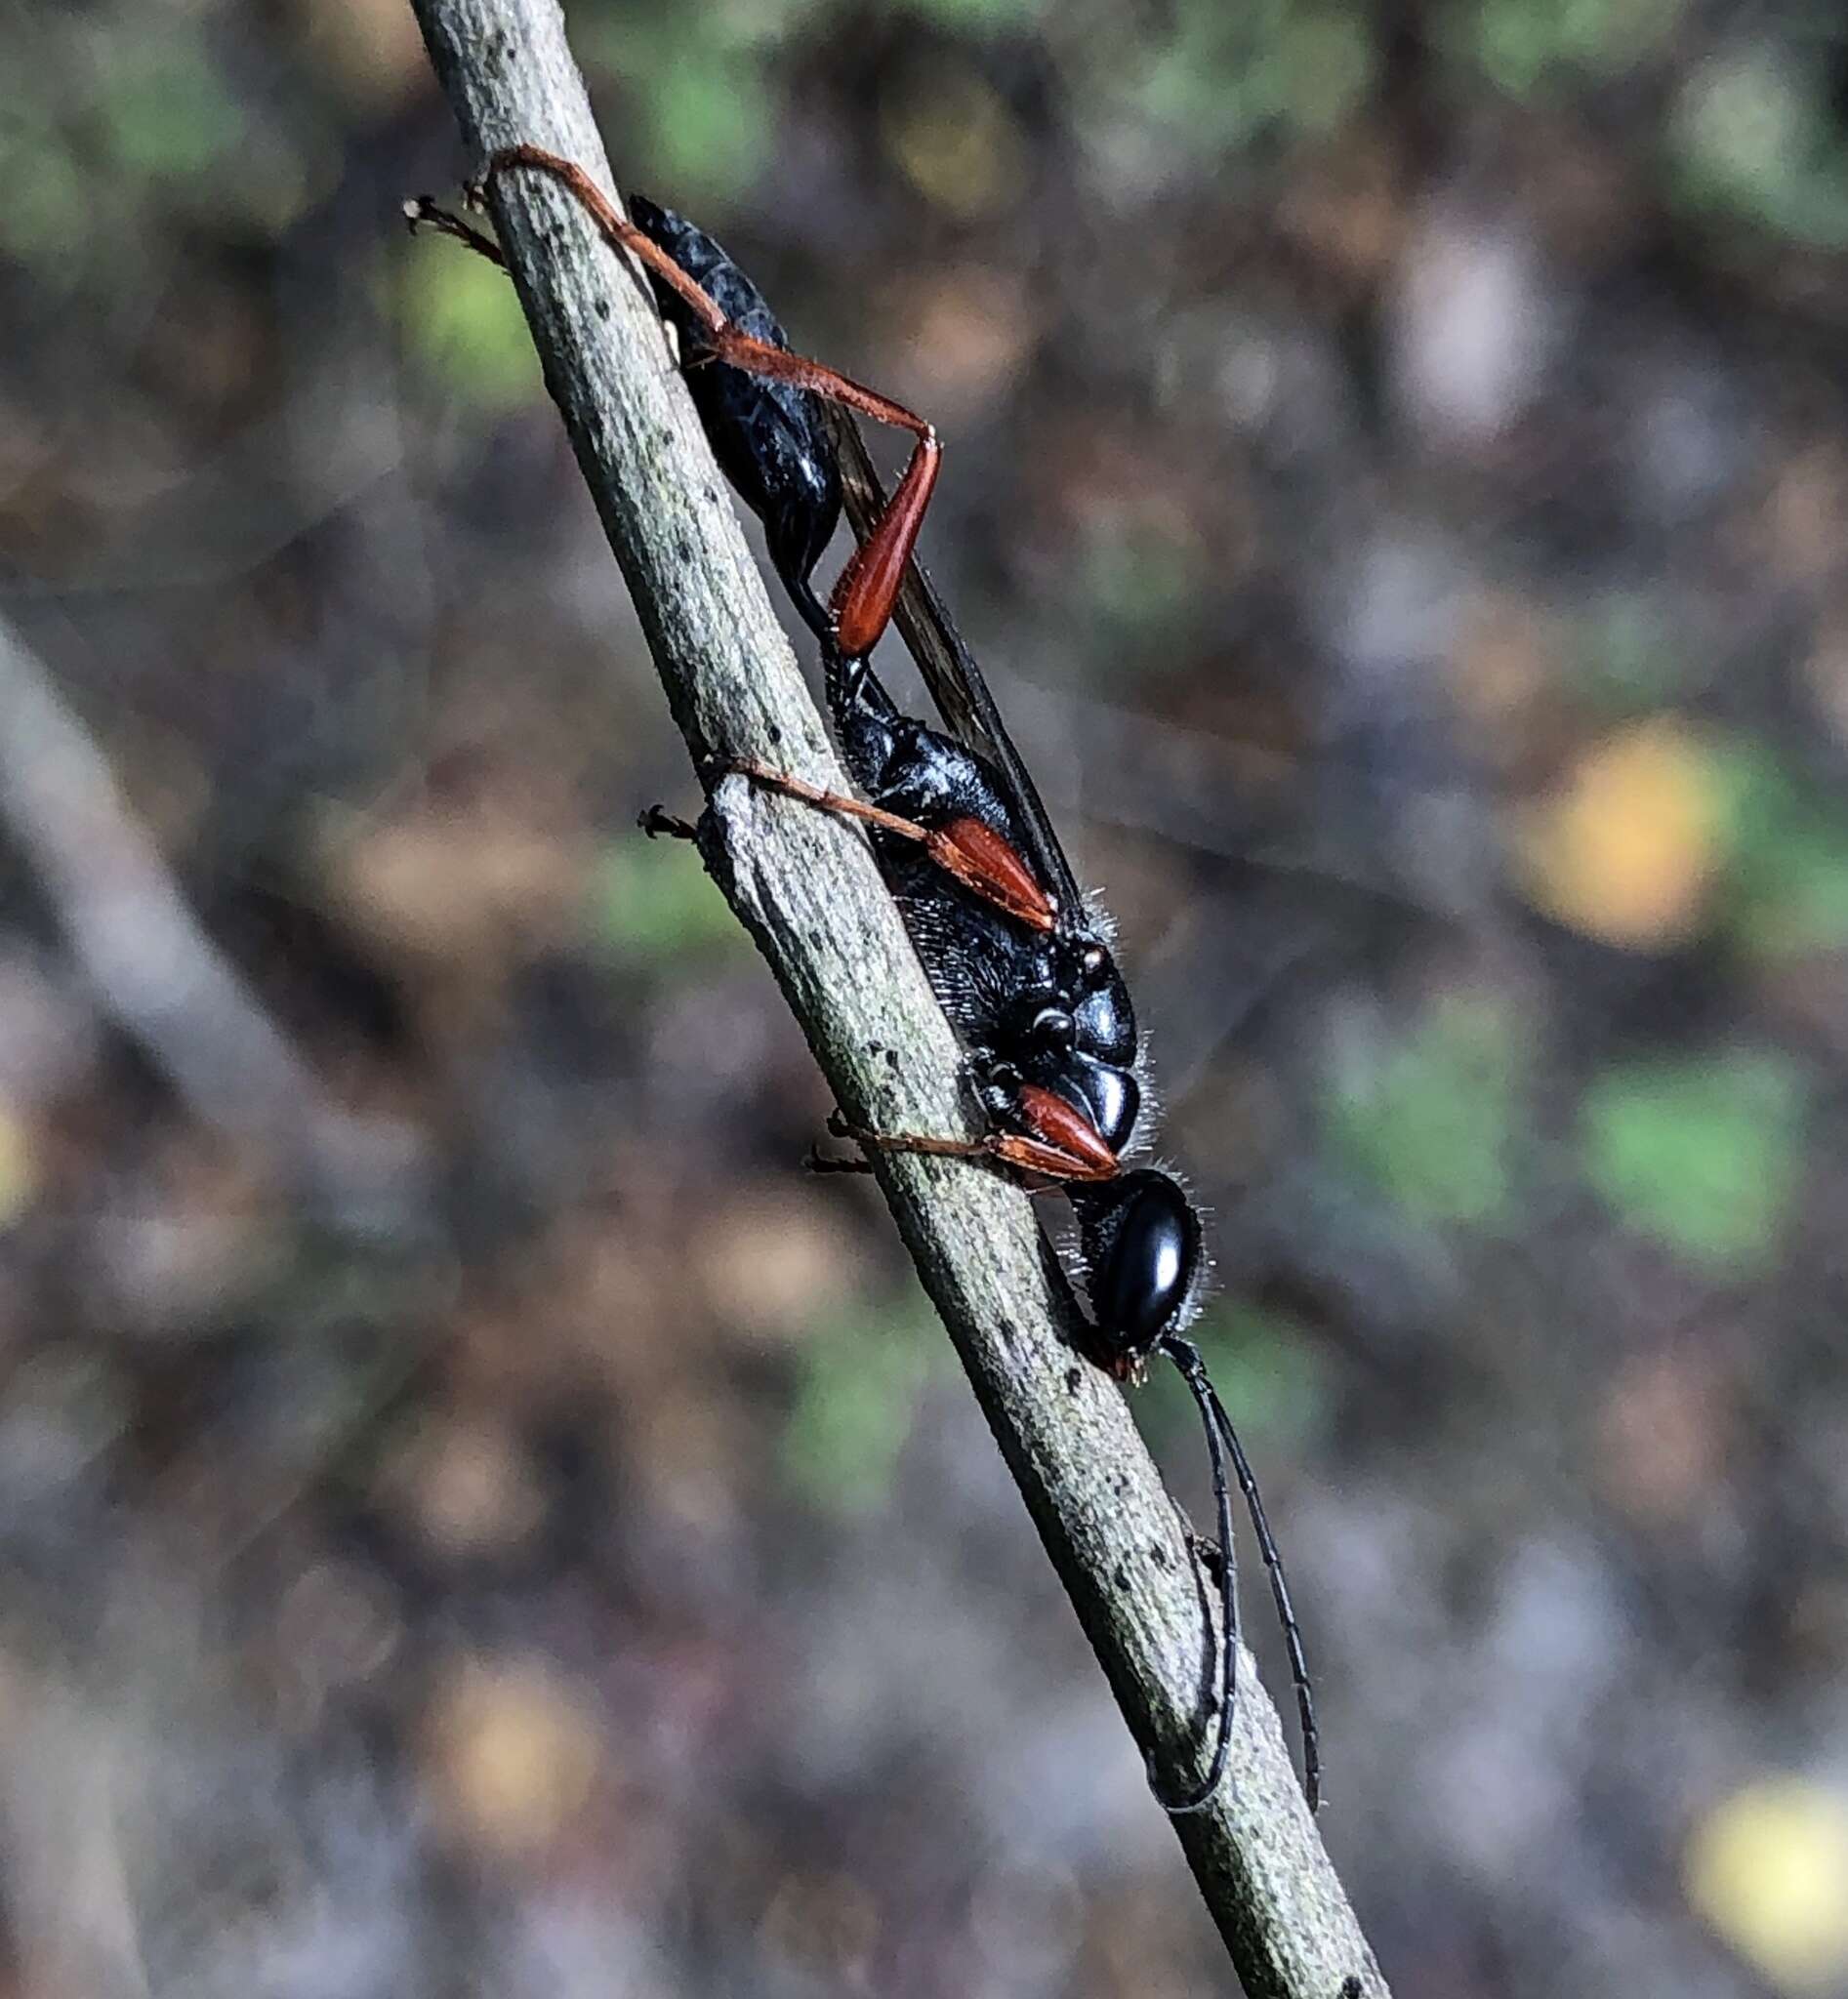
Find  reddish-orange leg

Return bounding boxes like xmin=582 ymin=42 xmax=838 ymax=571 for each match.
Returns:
xmin=403 ymin=195 xmax=505 ymax=266
xmin=809 ymin=1087 xmax=1122 ymax=1185
xmin=482 ymin=144 xmax=940 ymax=661
xmin=719 ymin=757 xmax=1054 ymax=931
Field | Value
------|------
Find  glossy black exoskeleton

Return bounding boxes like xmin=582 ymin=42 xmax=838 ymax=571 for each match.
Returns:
xmin=829 ymin=653 xmax=1143 ymax=1157
xmin=625 ymin=194 xmax=842 ymax=646
xmin=1072 ymin=1167 xmax=1203 ymax=1359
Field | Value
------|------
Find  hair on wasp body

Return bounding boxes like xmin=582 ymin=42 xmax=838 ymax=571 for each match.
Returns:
xmin=411 ymin=155 xmax=1318 ymax=1816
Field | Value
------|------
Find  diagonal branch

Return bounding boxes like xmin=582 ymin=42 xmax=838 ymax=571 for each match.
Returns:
xmin=0 ymin=610 xmax=381 ymax=1218
xmin=408 ymin=3 xmax=1387 ymax=1989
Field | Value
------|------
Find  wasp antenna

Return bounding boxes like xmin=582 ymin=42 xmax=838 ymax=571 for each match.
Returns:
xmin=1182 ymin=1343 xmax=1320 ymax=1815
xmin=1151 ymin=1336 xmax=1238 ymax=1813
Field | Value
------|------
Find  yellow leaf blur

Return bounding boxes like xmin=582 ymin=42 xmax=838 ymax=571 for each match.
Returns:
xmin=1685 ymin=1777 xmax=1848 ymax=1993
xmin=423 ymin=1657 xmax=605 ymax=1861
xmin=1513 ymin=717 xmax=1721 ymax=948
xmin=881 ymin=60 xmax=1027 ymax=220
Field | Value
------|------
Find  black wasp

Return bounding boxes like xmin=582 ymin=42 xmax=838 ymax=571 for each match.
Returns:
xmin=417 ymin=150 xmax=1317 ymax=1815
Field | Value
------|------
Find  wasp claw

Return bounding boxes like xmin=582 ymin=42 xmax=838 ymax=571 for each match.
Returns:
xmin=1187 ymin=1532 xmax=1227 ymax=1586
xmin=638 ymin=805 xmax=698 ymax=841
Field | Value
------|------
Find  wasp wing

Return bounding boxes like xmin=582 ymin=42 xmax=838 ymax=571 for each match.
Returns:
xmin=823 ymin=404 xmax=1088 ymax=922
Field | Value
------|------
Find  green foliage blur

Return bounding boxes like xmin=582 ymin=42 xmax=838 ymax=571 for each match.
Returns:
xmin=9 ymin=0 xmax=1848 ymax=1992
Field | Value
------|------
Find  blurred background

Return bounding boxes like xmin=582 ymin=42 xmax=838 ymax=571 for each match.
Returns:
xmin=3 ymin=0 xmax=1848 ymax=1993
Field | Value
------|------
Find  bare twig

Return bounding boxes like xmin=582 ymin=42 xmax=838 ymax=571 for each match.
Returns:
xmin=0 ymin=615 xmax=318 ymax=1152
xmin=0 ymin=612 xmax=436 ymax=1235
xmin=408 ymin=3 xmax=1387 ymax=1988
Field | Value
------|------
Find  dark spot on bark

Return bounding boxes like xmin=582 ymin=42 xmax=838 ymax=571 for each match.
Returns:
xmin=1112 ymin=1566 xmax=1129 ymax=1593
xmin=1151 ymin=1542 xmax=1170 ymax=1570
xmin=883 ymin=1047 xmax=900 ymax=1073
xmin=594 ymin=295 xmax=611 ymax=320
xmin=1112 ymin=1473 xmax=1129 ymax=1498
xmin=704 ymin=486 xmax=720 ymax=507
xmin=1340 ymin=1980 xmax=1363 ymax=1999
xmin=1065 ymin=1367 xmax=1082 ymax=1395
xmin=676 ymin=537 xmax=693 ymax=565
xmin=767 ymin=723 xmax=782 ymax=746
